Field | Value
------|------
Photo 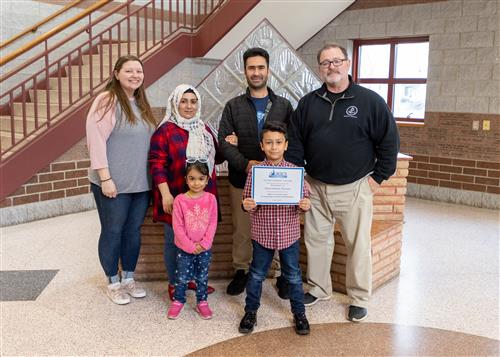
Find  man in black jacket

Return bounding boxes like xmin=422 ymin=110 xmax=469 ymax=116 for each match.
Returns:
xmin=287 ymin=43 xmax=400 ymax=322
xmin=218 ymin=47 xmax=293 ymax=296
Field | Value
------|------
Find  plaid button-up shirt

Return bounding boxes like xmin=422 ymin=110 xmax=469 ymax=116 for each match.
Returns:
xmin=149 ymin=122 xmax=221 ymax=224
xmin=243 ymin=159 xmax=309 ymax=250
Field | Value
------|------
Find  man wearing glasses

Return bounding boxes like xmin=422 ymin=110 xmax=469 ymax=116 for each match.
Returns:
xmin=286 ymin=43 xmax=400 ymax=322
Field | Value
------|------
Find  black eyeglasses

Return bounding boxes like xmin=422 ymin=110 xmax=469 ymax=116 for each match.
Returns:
xmin=319 ymin=59 xmax=348 ymax=68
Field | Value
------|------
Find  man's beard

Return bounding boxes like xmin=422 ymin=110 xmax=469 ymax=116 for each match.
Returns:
xmin=246 ymin=76 xmax=268 ymax=90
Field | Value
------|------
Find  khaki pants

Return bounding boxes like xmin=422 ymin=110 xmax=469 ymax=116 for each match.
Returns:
xmin=304 ymin=175 xmax=373 ymax=308
xmin=229 ymin=184 xmax=252 ymax=272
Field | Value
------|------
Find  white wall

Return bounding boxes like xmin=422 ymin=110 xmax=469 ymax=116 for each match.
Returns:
xmin=204 ymin=0 xmax=353 ymax=59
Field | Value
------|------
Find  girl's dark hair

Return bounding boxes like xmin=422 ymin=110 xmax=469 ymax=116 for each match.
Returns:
xmin=260 ymin=121 xmax=288 ymax=141
xmin=185 ymin=161 xmax=209 ymax=177
xmin=184 ymin=88 xmax=196 ymax=95
xmin=96 ymin=55 xmax=156 ymax=127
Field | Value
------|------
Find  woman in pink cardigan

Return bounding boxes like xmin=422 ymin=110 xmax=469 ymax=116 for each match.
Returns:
xmin=86 ymin=55 xmax=156 ymax=305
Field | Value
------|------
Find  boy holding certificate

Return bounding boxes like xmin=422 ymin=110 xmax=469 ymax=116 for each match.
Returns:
xmin=239 ymin=122 xmax=311 ymax=336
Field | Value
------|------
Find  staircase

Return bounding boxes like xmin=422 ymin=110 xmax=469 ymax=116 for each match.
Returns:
xmin=0 ymin=40 xmax=151 ymax=153
xmin=0 ymin=0 xmax=260 ymax=200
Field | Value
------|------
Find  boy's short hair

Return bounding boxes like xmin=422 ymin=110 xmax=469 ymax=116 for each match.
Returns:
xmin=260 ymin=121 xmax=288 ymax=142
xmin=243 ymin=47 xmax=270 ymax=67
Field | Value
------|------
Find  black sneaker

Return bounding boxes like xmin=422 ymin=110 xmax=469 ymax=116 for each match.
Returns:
xmin=276 ymin=276 xmax=289 ymax=300
xmin=226 ymin=270 xmax=248 ymax=295
xmin=347 ymin=305 xmax=368 ymax=322
xmin=303 ymin=292 xmax=331 ymax=307
xmin=238 ymin=311 xmax=257 ymax=334
xmin=293 ymin=312 xmax=310 ymax=335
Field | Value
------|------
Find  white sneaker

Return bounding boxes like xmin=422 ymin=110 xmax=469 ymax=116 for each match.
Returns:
xmin=107 ymin=282 xmax=130 ymax=305
xmin=121 ymin=278 xmax=146 ymax=298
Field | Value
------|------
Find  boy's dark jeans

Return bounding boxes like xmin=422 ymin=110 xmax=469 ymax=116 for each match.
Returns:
xmin=174 ymin=249 xmax=212 ymax=304
xmin=245 ymin=240 xmax=305 ymax=314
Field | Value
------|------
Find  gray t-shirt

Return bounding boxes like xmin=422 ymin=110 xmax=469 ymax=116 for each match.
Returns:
xmin=89 ymin=100 xmax=154 ymax=193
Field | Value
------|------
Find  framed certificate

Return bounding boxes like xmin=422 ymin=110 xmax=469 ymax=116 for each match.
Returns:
xmin=251 ymin=166 xmax=304 ymax=205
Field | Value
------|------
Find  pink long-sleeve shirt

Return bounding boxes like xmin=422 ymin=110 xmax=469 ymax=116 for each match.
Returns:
xmin=86 ymin=92 xmax=117 ymax=170
xmin=172 ymin=191 xmax=218 ymax=254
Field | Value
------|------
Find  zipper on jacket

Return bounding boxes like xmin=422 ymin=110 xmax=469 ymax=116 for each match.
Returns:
xmin=316 ymin=92 xmax=354 ymax=121
xmin=318 ymin=92 xmax=354 ymax=121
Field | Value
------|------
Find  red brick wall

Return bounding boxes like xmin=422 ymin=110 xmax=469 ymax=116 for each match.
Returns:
xmin=407 ymin=155 xmax=499 ymax=194
xmin=1 ymin=109 xmax=165 ymax=209
xmin=1 ymin=139 xmax=91 ymax=208
xmin=1 ymin=159 xmax=91 ymax=208
xmin=400 ymin=112 xmax=500 ymax=195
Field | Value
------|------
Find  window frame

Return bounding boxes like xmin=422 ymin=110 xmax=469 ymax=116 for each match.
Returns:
xmin=352 ymin=36 xmax=429 ymax=123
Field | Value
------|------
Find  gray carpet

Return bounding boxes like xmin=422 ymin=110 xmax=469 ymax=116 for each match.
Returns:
xmin=0 ymin=270 xmax=58 ymax=301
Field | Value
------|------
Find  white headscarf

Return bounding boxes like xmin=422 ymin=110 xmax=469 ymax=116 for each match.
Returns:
xmin=158 ymin=84 xmax=216 ymax=176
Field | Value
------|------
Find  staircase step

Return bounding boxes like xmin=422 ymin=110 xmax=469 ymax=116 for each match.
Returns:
xmin=1 ymin=130 xmax=24 ymax=152
xmin=48 ymin=77 xmax=93 ymax=92
xmin=29 ymin=89 xmax=72 ymax=105
xmin=69 ymin=64 xmax=112 ymax=80
xmin=82 ymin=52 xmax=118 ymax=67
xmin=12 ymin=102 xmax=64 ymax=118
xmin=82 ymin=53 xmax=120 ymax=66
xmin=0 ymin=115 xmax=47 ymax=134
xmin=100 ymin=41 xmax=155 ymax=55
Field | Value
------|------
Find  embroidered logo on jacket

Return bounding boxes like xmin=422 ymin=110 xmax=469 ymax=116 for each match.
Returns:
xmin=344 ymin=105 xmax=358 ymax=118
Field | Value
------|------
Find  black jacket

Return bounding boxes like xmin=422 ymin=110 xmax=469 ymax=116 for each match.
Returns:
xmin=286 ymin=80 xmax=400 ymax=185
xmin=218 ymin=87 xmax=293 ymax=188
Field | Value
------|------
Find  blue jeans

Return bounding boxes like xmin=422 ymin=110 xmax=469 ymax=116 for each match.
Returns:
xmin=91 ymin=184 xmax=150 ymax=278
xmin=163 ymin=223 xmax=179 ymax=284
xmin=245 ymin=240 xmax=305 ymax=314
xmin=174 ymin=250 xmax=212 ymax=304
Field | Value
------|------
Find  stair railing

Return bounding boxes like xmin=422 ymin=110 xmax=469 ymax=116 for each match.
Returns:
xmin=0 ymin=0 xmax=226 ymax=159
xmin=0 ymin=0 xmax=85 ymax=50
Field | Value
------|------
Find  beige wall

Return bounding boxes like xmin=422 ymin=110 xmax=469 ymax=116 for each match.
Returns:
xmin=296 ymin=0 xmax=499 ymax=208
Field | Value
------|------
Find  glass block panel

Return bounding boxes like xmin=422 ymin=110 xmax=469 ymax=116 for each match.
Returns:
xmin=287 ymin=71 xmax=322 ymax=100
xmin=269 ymin=44 xmax=301 ymax=80
xmin=275 ymin=88 xmax=298 ymax=109
xmin=198 ymin=19 xmax=321 ymax=136
xmin=358 ymin=44 xmax=390 ymax=79
xmin=267 ymin=73 xmax=284 ymax=93
xmin=395 ymin=42 xmax=429 ymax=79
xmin=393 ymin=83 xmax=426 ymax=119
xmin=224 ymin=43 xmax=249 ymax=77
xmin=246 ymin=22 xmax=283 ymax=50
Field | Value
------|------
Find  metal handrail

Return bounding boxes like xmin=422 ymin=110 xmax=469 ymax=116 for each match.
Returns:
xmin=0 ymin=0 xmax=84 ymax=50
xmin=0 ymin=0 xmax=112 ymax=66
xmin=0 ymin=0 xmax=227 ymax=157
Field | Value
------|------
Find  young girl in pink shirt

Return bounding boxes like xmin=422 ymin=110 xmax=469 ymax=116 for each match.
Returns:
xmin=168 ymin=161 xmax=218 ymax=320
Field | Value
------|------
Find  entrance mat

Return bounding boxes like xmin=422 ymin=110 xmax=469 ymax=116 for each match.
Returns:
xmin=0 ymin=270 xmax=59 ymax=301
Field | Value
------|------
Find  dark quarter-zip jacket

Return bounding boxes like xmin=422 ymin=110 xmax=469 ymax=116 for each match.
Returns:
xmin=286 ymin=81 xmax=400 ymax=185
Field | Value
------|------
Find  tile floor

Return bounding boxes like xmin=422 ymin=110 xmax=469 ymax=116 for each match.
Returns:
xmin=1 ymin=197 xmax=498 ymax=355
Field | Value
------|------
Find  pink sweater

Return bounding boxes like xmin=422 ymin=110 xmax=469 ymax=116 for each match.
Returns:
xmin=86 ymin=92 xmax=117 ymax=170
xmin=172 ymin=192 xmax=218 ymax=254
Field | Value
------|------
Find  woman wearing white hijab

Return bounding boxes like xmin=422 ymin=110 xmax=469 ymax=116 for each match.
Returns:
xmin=149 ymin=84 xmax=222 ymax=301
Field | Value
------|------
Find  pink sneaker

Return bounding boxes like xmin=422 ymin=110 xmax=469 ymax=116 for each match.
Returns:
xmin=196 ymin=301 xmax=213 ymax=319
xmin=167 ymin=301 xmax=184 ymax=319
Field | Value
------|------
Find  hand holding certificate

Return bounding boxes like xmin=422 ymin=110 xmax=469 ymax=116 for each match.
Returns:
xmin=251 ymin=166 xmax=305 ymax=205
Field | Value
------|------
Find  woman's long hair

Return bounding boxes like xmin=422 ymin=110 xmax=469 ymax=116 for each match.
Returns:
xmin=96 ymin=55 xmax=156 ymax=127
